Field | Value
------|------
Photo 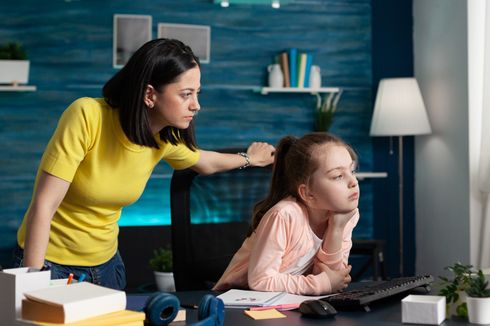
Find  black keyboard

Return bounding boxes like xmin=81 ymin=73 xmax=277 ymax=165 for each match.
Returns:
xmin=321 ymin=275 xmax=434 ymax=311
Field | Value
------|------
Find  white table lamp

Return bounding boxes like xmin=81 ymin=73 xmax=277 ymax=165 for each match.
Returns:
xmin=370 ymin=77 xmax=431 ymax=276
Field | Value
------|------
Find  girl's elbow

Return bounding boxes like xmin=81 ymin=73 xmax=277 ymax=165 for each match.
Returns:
xmin=248 ymin=275 xmax=268 ymax=291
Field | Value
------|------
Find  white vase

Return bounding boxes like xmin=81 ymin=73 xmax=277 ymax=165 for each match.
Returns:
xmin=309 ymin=65 xmax=321 ymax=89
xmin=467 ymin=296 xmax=490 ymax=324
xmin=0 ymin=60 xmax=30 ymax=85
xmin=267 ymin=64 xmax=284 ymax=88
xmin=154 ymin=271 xmax=176 ymax=292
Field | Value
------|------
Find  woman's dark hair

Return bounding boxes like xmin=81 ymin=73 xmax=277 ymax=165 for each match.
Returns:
xmin=247 ymin=132 xmax=357 ymax=236
xmin=103 ymin=38 xmax=200 ymax=149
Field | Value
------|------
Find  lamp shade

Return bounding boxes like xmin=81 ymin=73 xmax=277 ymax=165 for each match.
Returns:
xmin=370 ymin=78 xmax=431 ymax=136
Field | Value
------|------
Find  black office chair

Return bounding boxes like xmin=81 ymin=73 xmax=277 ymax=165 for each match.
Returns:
xmin=350 ymin=239 xmax=386 ymax=281
xmin=170 ymin=148 xmax=272 ymax=291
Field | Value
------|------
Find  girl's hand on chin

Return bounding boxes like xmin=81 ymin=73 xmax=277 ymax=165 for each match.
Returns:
xmin=328 ymin=208 xmax=358 ymax=229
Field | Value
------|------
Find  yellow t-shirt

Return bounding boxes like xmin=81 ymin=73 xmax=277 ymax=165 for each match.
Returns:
xmin=17 ymin=97 xmax=200 ymax=266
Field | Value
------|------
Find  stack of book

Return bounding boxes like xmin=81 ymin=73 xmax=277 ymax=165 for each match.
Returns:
xmin=19 ymin=282 xmax=145 ymax=326
xmin=276 ymin=48 xmax=315 ymax=89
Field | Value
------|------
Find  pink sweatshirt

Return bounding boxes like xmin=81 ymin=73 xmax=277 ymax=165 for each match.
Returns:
xmin=213 ymin=197 xmax=359 ymax=295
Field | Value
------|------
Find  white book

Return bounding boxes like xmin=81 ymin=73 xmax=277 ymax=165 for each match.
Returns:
xmin=217 ymin=289 xmax=328 ymax=309
xmin=22 ymin=282 xmax=126 ymax=324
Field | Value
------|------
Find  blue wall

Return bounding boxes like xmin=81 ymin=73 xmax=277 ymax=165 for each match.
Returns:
xmin=372 ymin=0 xmax=415 ymax=276
xmin=0 ymin=0 xmax=383 ymax=268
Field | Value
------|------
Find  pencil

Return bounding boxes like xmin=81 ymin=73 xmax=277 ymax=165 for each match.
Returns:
xmin=67 ymin=273 xmax=74 ymax=284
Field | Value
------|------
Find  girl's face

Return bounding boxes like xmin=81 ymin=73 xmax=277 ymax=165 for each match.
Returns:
xmin=305 ymin=143 xmax=359 ymax=213
xmin=148 ymin=66 xmax=201 ymax=131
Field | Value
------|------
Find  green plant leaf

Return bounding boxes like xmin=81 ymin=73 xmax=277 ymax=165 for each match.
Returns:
xmin=0 ymin=42 xmax=27 ymax=60
xmin=464 ymin=268 xmax=490 ymax=297
xmin=456 ymin=303 xmax=468 ymax=318
xmin=149 ymin=247 xmax=173 ymax=272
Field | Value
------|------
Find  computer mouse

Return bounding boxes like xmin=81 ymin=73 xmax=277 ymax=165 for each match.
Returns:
xmin=299 ymin=299 xmax=338 ymax=318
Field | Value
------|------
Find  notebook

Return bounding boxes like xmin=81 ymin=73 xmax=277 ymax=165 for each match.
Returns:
xmin=217 ymin=289 xmax=326 ymax=309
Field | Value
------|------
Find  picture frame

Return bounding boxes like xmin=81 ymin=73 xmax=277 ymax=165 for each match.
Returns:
xmin=157 ymin=23 xmax=211 ymax=63
xmin=113 ymin=14 xmax=152 ymax=68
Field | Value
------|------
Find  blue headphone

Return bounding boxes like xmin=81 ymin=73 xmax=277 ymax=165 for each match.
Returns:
xmin=144 ymin=292 xmax=225 ymax=326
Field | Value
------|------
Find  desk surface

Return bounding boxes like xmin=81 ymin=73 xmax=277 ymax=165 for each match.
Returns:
xmin=127 ymin=290 xmax=470 ymax=326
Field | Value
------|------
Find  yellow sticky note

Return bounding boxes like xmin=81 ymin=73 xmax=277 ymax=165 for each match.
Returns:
xmin=244 ymin=309 xmax=287 ymax=320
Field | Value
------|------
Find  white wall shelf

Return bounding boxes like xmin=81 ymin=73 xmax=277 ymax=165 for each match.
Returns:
xmin=257 ymin=87 xmax=341 ymax=95
xmin=0 ymin=85 xmax=37 ymax=92
xmin=356 ymin=172 xmax=388 ymax=180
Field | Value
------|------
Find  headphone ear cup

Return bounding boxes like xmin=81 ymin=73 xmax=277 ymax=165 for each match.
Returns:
xmin=197 ymin=295 xmax=225 ymax=326
xmin=214 ymin=298 xmax=225 ymax=326
xmin=197 ymin=294 xmax=214 ymax=320
xmin=144 ymin=292 xmax=180 ymax=326
xmin=143 ymin=292 xmax=160 ymax=314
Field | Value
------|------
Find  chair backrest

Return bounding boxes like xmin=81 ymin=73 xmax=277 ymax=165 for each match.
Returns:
xmin=170 ymin=148 xmax=272 ymax=291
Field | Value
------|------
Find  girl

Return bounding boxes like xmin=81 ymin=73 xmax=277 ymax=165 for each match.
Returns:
xmin=14 ymin=39 xmax=275 ymax=290
xmin=214 ymin=132 xmax=359 ymax=295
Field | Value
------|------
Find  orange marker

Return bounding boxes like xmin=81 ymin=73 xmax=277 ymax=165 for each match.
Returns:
xmin=67 ymin=273 xmax=74 ymax=284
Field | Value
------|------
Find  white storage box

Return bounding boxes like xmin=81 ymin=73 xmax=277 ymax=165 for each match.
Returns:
xmin=0 ymin=267 xmax=50 ymax=325
xmin=402 ymin=295 xmax=446 ymax=325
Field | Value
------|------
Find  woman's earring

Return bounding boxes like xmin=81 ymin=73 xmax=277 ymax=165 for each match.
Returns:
xmin=147 ymin=103 xmax=154 ymax=109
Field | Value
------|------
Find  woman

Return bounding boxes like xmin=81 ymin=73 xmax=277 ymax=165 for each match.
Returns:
xmin=14 ymin=39 xmax=275 ymax=289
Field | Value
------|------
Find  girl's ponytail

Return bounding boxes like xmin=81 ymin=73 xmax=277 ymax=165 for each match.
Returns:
xmin=248 ymin=136 xmax=296 ymax=236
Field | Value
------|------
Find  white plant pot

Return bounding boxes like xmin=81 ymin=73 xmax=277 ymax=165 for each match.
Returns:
xmin=467 ymin=296 xmax=490 ymax=324
xmin=482 ymin=268 xmax=490 ymax=288
xmin=0 ymin=60 xmax=30 ymax=85
xmin=154 ymin=271 xmax=176 ymax=292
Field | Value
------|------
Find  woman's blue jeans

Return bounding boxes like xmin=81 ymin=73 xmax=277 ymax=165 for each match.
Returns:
xmin=12 ymin=246 xmax=127 ymax=290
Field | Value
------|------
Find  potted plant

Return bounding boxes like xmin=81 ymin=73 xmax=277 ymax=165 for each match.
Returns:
xmin=149 ymin=247 xmax=176 ymax=292
xmin=438 ymin=262 xmax=473 ymax=318
xmin=313 ymin=90 xmax=343 ymax=132
xmin=465 ymin=269 xmax=490 ymax=324
xmin=0 ymin=42 xmax=30 ymax=86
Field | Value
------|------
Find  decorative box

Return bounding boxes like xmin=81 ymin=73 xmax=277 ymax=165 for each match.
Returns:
xmin=402 ymin=295 xmax=446 ymax=325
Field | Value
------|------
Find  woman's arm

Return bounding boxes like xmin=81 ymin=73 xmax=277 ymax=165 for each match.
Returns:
xmin=190 ymin=142 xmax=275 ymax=175
xmin=23 ymin=171 xmax=70 ymax=268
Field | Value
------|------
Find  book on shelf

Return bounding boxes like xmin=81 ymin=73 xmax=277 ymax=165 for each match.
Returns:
xmin=279 ymin=52 xmax=290 ymax=88
xmin=17 ymin=310 xmax=145 ymax=326
xmin=216 ymin=289 xmax=327 ymax=309
xmin=288 ymin=48 xmax=297 ymax=87
xmin=304 ymin=53 xmax=313 ymax=88
xmin=297 ymin=53 xmax=308 ymax=89
xmin=21 ymin=282 xmax=126 ymax=324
